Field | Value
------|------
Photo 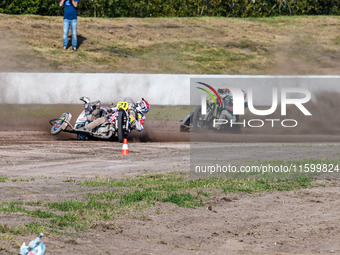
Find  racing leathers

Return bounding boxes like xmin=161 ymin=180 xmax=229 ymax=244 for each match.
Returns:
xmin=83 ymin=100 xmax=108 ymax=131
xmin=134 ymin=98 xmax=150 ymax=131
xmin=111 ymin=98 xmax=150 ymax=132
xmin=134 ymin=111 xmax=146 ymax=132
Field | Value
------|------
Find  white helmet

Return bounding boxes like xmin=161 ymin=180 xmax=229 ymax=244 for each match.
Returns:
xmin=79 ymin=96 xmax=90 ymax=104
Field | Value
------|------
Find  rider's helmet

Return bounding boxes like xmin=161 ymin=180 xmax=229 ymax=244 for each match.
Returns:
xmin=92 ymin=100 xmax=101 ymax=110
xmin=136 ymin=98 xmax=150 ymax=114
xmin=218 ymin=88 xmax=231 ymax=97
xmin=79 ymin=96 xmax=91 ymax=104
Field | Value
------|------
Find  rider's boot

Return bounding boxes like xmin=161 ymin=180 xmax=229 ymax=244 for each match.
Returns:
xmin=135 ymin=120 xmax=144 ymax=132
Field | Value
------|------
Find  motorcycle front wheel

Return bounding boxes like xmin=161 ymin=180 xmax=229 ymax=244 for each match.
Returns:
xmin=117 ymin=111 xmax=126 ymax=143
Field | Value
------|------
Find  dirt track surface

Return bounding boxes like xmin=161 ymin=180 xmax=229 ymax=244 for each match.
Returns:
xmin=0 ymin=131 xmax=190 ymax=180
xmin=0 ymin=127 xmax=339 ymax=254
xmin=1 ymin=131 xmax=340 ymax=180
xmin=65 ymin=185 xmax=340 ymax=255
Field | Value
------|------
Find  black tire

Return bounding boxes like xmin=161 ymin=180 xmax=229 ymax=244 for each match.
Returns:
xmin=117 ymin=111 xmax=125 ymax=143
xmin=192 ymin=106 xmax=201 ymax=131
xmin=230 ymin=115 xmax=241 ymax=133
xmin=217 ymin=114 xmax=241 ymax=133
xmin=192 ymin=106 xmax=211 ymax=131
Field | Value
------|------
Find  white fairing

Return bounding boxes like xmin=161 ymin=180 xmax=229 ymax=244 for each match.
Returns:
xmin=75 ymin=110 xmax=88 ymax=125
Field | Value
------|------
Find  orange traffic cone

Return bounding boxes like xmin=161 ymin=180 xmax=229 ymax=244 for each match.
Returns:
xmin=121 ymin=138 xmax=129 ymax=155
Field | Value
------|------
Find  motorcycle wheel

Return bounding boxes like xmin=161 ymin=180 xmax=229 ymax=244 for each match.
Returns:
xmin=117 ymin=111 xmax=125 ymax=143
xmin=50 ymin=112 xmax=71 ymax=135
xmin=230 ymin=115 xmax=241 ymax=133
xmin=192 ymin=106 xmax=210 ymax=131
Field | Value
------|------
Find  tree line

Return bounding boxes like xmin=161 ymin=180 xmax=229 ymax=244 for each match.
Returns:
xmin=1 ymin=0 xmax=339 ymax=17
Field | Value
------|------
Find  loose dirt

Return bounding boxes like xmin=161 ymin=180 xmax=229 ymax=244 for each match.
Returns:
xmin=0 ymin=115 xmax=339 ymax=254
xmin=1 ymin=13 xmax=340 ymax=255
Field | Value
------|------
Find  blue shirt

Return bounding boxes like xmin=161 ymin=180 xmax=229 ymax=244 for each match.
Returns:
xmin=64 ymin=0 xmax=79 ymax=20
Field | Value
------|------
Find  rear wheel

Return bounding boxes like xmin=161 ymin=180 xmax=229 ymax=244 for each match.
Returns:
xmin=117 ymin=111 xmax=125 ymax=143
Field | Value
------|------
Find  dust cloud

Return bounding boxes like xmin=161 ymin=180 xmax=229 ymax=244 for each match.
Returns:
xmin=0 ymin=92 xmax=339 ymax=143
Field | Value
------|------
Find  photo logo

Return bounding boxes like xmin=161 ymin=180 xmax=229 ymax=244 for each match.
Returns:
xmin=196 ymin=82 xmax=224 ymax=115
xmin=197 ymin=82 xmax=312 ymax=128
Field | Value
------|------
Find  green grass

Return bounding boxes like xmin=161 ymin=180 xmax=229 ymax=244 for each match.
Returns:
xmin=334 ymin=35 xmax=340 ymax=45
xmin=0 ymin=177 xmax=8 ymax=183
xmin=0 ymin=177 xmax=36 ymax=183
xmin=11 ymin=177 xmax=35 ymax=182
xmin=0 ymin=104 xmax=78 ymax=119
xmin=1 ymin=15 xmax=340 ymax=74
xmin=0 ymin=171 xmax=323 ymax=236
xmin=81 ymin=171 xmax=315 ymax=193
xmin=145 ymin=105 xmax=190 ymax=121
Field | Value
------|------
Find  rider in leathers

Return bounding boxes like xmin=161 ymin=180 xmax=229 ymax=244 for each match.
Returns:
xmin=110 ymin=98 xmax=150 ymax=132
xmin=134 ymin=98 xmax=150 ymax=131
xmin=217 ymin=88 xmax=248 ymax=126
xmin=79 ymin=97 xmax=108 ymax=131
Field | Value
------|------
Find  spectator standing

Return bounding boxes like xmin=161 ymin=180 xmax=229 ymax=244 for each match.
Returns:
xmin=59 ymin=0 xmax=79 ymax=51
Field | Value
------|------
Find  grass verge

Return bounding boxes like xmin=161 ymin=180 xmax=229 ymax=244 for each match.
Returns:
xmin=0 ymin=171 xmax=319 ymax=238
xmin=1 ymin=15 xmax=340 ymax=74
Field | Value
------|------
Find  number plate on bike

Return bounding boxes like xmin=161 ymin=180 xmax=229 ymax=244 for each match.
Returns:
xmin=117 ymin=101 xmax=129 ymax=111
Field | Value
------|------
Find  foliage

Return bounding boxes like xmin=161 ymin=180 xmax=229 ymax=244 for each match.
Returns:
xmin=0 ymin=0 xmax=339 ymax=17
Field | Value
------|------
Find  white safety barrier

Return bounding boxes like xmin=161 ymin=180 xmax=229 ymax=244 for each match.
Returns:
xmin=1 ymin=73 xmax=340 ymax=105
